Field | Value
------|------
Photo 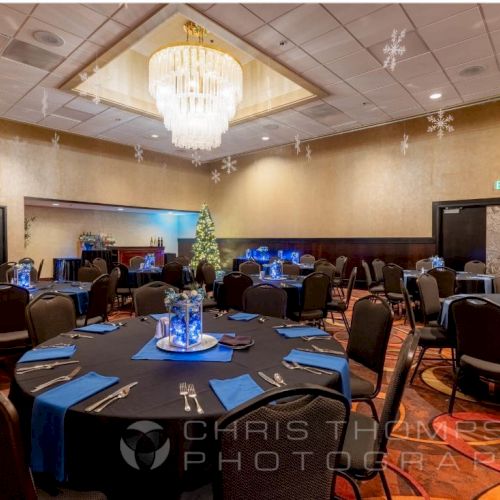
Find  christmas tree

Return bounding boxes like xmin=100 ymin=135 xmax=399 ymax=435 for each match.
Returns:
xmin=191 ymin=203 xmax=222 ymax=270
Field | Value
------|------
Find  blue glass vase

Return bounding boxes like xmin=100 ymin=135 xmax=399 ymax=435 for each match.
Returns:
xmin=16 ymin=264 xmax=31 ymax=288
xmin=168 ymin=301 xmax=203 ymax=349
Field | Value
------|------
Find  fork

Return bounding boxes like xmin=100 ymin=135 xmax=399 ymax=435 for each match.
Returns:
xmin=179 ymin=382 xmax=191 ymax=412
xmin=281 ymin=360 xmax=323 ymax=375
xmin=30 ymin=366 xmax=81 ymax=392
xmin=187 ymin=384 xmax=204 ymax=414
xmin=301 ymin=336 xmax=332 ymax=342
xmin=60 ymin=333 xmax=94 ymax=339
xmin=93 ymin=385 xmax=134 ymax=413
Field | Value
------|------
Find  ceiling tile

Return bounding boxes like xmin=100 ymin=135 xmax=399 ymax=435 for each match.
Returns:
xmin=404 ymin=70 xmax=451 ymax=94
xmin=421 ymin=96 xmax=462 ymax=112
xmin=386 ymin=105 xmax=423 ymax=119
xmin=403 ymin=3 xmax=473 ymax=28
xmin=456 ymin=73 xmax=500 ymax=98
xmin=86 ymin=4 xmax=123 ymax=17
xmin=433 ymin=33 xmax=494 ymax=68
xmin=300 ymin=65 xmax=341 ymax=87
xmin=445 ymin=55 xmax=499 ymax=83
xmin=51 ymin=40 xmax=102 ymax=78
xmin=325 ymin=50 xmax=380 ymax=79
xmin=0 ymin=5 xmax=25 ymax=37
xmin=270 ymin=4 xmax=339 ymax=45
xmin=346 ymin=4 xmax=413 ymax=47
xmin=3 ymin=104 xmax=44 ymax=123
xmin=244 ymin=25 xmax=291 ymax=56
xmin=64 ymin=96 xmax=108 ymax=115
xmin=204 ymin=4 xmax=265 ymax=37
xmin=346 ymin=67 xmax=395 ymax=93
xmin=392 ymin=52 xmax=442 ymax=83
xmin=302 ymin=26 xmax=361 ymax=64
xmin=323 ymin=81 xmax=367 ymax=110
xmin=112 ymin=4 xmax=159 ymax=28
xmin=417 ymin=7 xmax=486 ymax=50
xmin=0 ymin=74 xmax=34 ymax=95
xmin=5 ymin=3 xmax=35 ymax=14
xmin=70 ymin=107 xmax=137 ymax=136
xmin=488 ymin=29 xmax=500 ymax=53
xmin=245 ymin=3 xmax=299 ymax=23
xmin=277 ymin=46 xmax=318 ymax=73
xmin=478 ymin=4 xmax=500 ymax=32
xmin=369 ymin=30 xmax=428 ymax=66
xmin=364 ymin=83 xmax=413 ymax=106
xmin=344 ymin=105 xmax=390 ymax=125
xmin=15 ymin=86 xmax=74 ymax=113
xmin=0 ymin=55 xmax=47 ymax=83
xmin=298 ymin=102 xmax=355 ymax=128
xmin=323 ymin=3 xmax=386 ymax=24
xmin=88 ymin=19 xmax=129 ymax=47
xmin=271 ymin=108 xmax=333 ymax=136
xmin=189 ymin=4 xmax=215 ymax=12
xmin=38 ymin=114 xmax=81 ymax=130
xmin=0 ymin=33 xmax=9 ymax=52
xmin=53 ymin=105 xmax=96 ymax=122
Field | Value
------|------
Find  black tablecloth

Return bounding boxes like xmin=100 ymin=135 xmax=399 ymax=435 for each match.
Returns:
xmin=10 ymin=314 xmax=343 ymax=499
xmin=52 ymin=258 xmax=82 ymax=281
xmin=29 ymin=281 xmax=90 ymax=315
xmin=127 ymin=269 xmax=162 ymax=288
xmin=81 ymin=250 xmax=113 ymax=272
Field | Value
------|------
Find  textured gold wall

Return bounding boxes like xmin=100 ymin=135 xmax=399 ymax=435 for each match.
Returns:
xmin=206 ymin=101 xmax=500 ymax=238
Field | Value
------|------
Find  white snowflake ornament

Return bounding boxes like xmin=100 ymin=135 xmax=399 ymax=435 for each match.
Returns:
xmin=211 ymin=169 xmax=221 ymax=184
xmin=221 ymin=155 xmax=237 ymax=174
xmin=294 ymin=134 xmax=301 ymax=155
xmin=134 ymin=144 xmax=144 ymax=163
xmin=400 ymin=133 xmax=409 ymax=156
xmin=51 ymin=132 xmax=60 ymax=149
xmin=427 ymin=109 xmax=454 ymax=139
xmin=305 ymin=144 xmax=312 ymax=162
xmin=191 ymin=151 xmax=202 ymax=167
xmin=383 ymin=29 xmax=406 ymax=72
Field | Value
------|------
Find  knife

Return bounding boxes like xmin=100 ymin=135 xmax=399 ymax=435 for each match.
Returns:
xmin=84 ymin=382 xmax=138 ymax=412
xmin=273 ymin=324 xmax=305 ymax=329
xmin=258 ymin=371 xmax=281 ymax=387
xmin=295 ymin=348 xmax=344 ymax=357
xmin=16 ymin=360 xmax=80 ymax=374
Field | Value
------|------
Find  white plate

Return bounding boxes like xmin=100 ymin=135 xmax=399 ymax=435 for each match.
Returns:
xmin=156 ymin=334 xmax=218 ymax=353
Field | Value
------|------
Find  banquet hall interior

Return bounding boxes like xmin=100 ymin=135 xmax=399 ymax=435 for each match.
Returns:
xmin=0 ymin=1 xmax=499 ymax=499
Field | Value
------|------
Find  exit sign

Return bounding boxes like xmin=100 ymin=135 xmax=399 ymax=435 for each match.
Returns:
xmin=496 ymin=180 xmax=500 ymax=190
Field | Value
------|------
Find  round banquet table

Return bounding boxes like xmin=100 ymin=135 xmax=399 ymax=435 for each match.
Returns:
xmin=10 ymin=313 xmax=344 ymax=499
xmin=29 ymin=281 xmax=90 ymax=316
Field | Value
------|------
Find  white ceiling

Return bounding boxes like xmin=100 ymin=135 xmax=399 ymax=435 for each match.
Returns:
xmin=1 ymin=3 xmax=500 ymax=163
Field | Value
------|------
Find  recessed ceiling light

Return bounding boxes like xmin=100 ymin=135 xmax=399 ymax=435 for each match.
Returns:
xmin=151 ymin=134 xmax=159 ymax=138
xmin=33 ymin=30 xmax=64 ymax=47
xmin=52 ymin=203 xmax=60 ymax=206
xmin=261 ymin=136 xmax=270 ymax=141
xmin=458 ymin=65 xmax=486 ymax=78
xmin=117 ymin=207 xmax=124 ymax=211
xmin=429 ymin=92 xmax=442 ymax=100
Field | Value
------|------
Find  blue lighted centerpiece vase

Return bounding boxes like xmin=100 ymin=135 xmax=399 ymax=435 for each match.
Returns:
xmin=269 ymin=260 xmax=283 ymax=279
xmin=15 ymin=263 xmax=31 ymax=288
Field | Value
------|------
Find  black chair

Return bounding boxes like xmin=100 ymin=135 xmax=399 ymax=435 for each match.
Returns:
xmin=0 ymin=262 xmax=16 ymax=282
xmin=382 ymin=263 xmax=405 ymax=311
xmin=77 ymin=274 xmax=109 ymax=326
xmin=221 ymin=272 xmax=253 ymax=311
xmin=78 ymin=266 xmax=101 ymax=283
xmin=282 ymin=262 xmax=300 ymax=276
xmin=162 ymin=262 xmax=184 ymax=289
xmin=347 ymin=295 xmax=394 ymax=419
xmin=18 ymin=257 xmax=35 ymax=266
xmin=361 ymin=260 xmax=384 ymax=294
xmin=313 ymin=258 xmax=329 ymax=270
xmin=133 ymin=281 xmax=175 ymax=316
xmin=299 ymin=254 xmax=315 ymax=265
xmin=107 ymin=267 xmax=120 ymax=311
xmin=242 ymin=284 xmax=287 ymax=318
xmin=37 ymin=259 xmax=44 ymax=279
xmin=314 ymin=262 xmax=335 ymax=283
xmin=332 ymin=255 xmax=348 ymax=296
xmin=464 ymin=260 xmax=486 ymax=274
xmin=6 ymin=266 xmax=38 ymax=283
xmin=202 ymin=263 xmax=216 ymax=293
xmin=238 ymin=260 xmax=261 ymax=275
xmin=115 ymin=263 xmax=132 ymax=305
xmin=449 ymin=297 xmax=500 ymax=413
xmin=0 ymin=284 xmax=31 ymax=358
xmin=175 ymin=255 xmax=190 ymax=266
xmin=415 ymin=258 xmax=433 ymax=271
xmin=326 ymin=267 xmax=357 ymax=332
xmin=290 ymin=272 xmax=330 ymax=327
xmin=215 ymin=385 xmax=357 ymax=500
xmin=195 ymin=259 xmax=208 ymax=285
xmin=92 ymin=257 xmax=108 ymax=275
xmin=25 ymin=292 xmax=76 ymax=346
xmin=129 ymin=256 xmax=144 ymax=270
xmin=372 ymin=258 xmax=385 ymax=283
xmin=427 ymin=266 xmax=456 ymax=298
xmin=418 ymin=274 xmax=442 ymax=326
xmin=340 ymin=332 xmax=420 ymax=499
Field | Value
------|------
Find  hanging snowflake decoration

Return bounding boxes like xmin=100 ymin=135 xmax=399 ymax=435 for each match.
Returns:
xmin=191 ymin=151 xmax=202 ymax=167
xmin=41 ymin=88 xmax=48 ymax=118
xmin=400 ymin=133 xmax=409 ymax=156
xmin=294 ymin=134 xmax=301 ymax=155
xmin=134 ymin=144 xmax=144 ymax=163
xmin=427 ymin=109 xmax=454 ymax=139
xmin=78 ymin=64 xmax=104 ymax=105
xmin=211 ymin=169 xmax=221 ymax=184
xmin=51 ymin=132 xmax=60 ymax=149
xmin=305 ymin=144 xmax=312 ymax=162
xmin=383 ymin=28 xmax=406 ymax=72
xmin=221 ymin=155 xmax=237 ymax=174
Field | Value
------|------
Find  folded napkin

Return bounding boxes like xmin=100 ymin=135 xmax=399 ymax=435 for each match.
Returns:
xmin=132 ymin=334 xmax=233 ymax=362
xmin=31 ymin=372 xmax=119 ymax=482
xmin=74 ymin=323 xmax=119 ymax=334
xmin=150 ymin=313 xmax=170 ymax=321
xmin=18 ymin=345 xmax=76 ymax=363
xmin=276 ymin=326 xmax=329 ymax=339
xmin=228 ymin=312 xmax=259 ymax=321
xmin=209 ymin=374 xmax=264 ymax=411
xmin=219 ymin=335 xmax=253 ymax=347
xmin=284 ymin=349 xmax=351 ymax=402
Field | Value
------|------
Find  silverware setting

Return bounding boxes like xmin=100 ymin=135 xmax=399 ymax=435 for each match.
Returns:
xmin=258 ymin=371 xmax=281 ymax=387
xmin=310 ymin=344 xmax=345 ymax=356
xmin=32 ymin=343 xmax=74 ymax=350
xmin=187 ymin=384 xmax=204 ymax=414
xmin=214 ymin=311 xmax=229 ymax=318
xmin=301 ymin=336 xmax=332 ymax=342
xmin=85 ymin=382 xmax=138 ymax=412
xmin=30 ymin=366 xmax=82 ymax=392
xmin=60 ymin=333 xmax=94 ymax=339
xmin=179 ymin=382 xmax=191 ymax=412
xmin=104 ymin=321 xmax=126 ymax=327
xmin=92 ymin=383 xmax=137 ymax=413
xmin=274 ymin=324 xmax=305 ymax=329
xmin=281 ymin=360 xmax=330 ymax=375
xmin=273 ymin=373 xmax=286 ymax=386
xmin=16 ymin=360 xmax=80 ymax=374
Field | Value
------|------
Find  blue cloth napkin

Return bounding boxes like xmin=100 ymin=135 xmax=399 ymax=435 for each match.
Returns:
xmin=150 ymin=313 xmax=170 ymax=321
xmin=74 ymin=324 xmax=119 ymax=334
xmin=31 ymin=372 xmax=119 ymax=481
xmin=209 ymin=374 xmax=264 ymax=411
xmin=132 ymin=334 xmax=233 ymax=362
xmin=276 ymin=326 xmax=329 ymax=338
xmin=18 ymin=346 xmax=76 ymax=363
xmin=228 ymin=312 xmax=259 ymax=321
xmin=284 ymin=349 xmax=351 ymax=402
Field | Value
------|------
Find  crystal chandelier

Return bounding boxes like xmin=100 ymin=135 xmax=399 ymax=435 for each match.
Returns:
xmin=149 ymin=22 xmax=243 ymax=151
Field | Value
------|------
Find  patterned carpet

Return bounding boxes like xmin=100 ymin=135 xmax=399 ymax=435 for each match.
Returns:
xmin=2 ymin=289 xmax=499 ymax=499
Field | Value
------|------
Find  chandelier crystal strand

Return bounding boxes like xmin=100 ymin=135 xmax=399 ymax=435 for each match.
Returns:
xmin=149 ymin=43 xmax=242 ymax=150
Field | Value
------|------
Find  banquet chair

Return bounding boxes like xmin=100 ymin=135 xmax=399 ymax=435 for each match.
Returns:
xmin=129 ymin=256 xmax=144 ymax=270
xmin=332 ymin=256 xmax=348 ymax=295
xmin=418 ymin=274 xmax=441 ymax=326
xmin=77 ymin=266 xmax=100 ymax=283
xmin=175 ymin=255 xmax=191 ymax=266
xmin=415 ymin=258 xmax=433 ymax=271
xmin=347 ymin=295 xmax=393 ymax=419
xmin=133 ymin=281 xmax=175 ymax=316
xmin=282 ymin=262 xmax=300 ymax=276
xmin=162 ymin=261 xmax=184 ymax=289
xmin=115 ymin=263 xmax=132 ymax=305
xmin=290 ymin=272 xmax=330 ymax=327
xmin=340 ymin=332 xmax=420 ymax=499
xmin=92 ymin=257 xmax=108 ymax=275
xmin=371 ymin=258 xmax=386 ymax=283
xmin=299 ymin=254 xmax=315 ymax=265
xmin=107 ymin=267 xmax=120 ymax=311
xmin=18 ymin=257 xmax=35 ymax=266
xmin=242 ymin=284 xmax=287 ymax=318
xmin=77 ymin=274 xmax=109 ymax=326
xmin=0 ymin=392 xmax=107 ymax=500
xmin=6 ymin=266 xmax=38 ymax=283
xmin=449 ymin=297 xmax=500 ymax=413
xmin=0 ymin=284 xmax=31 ymax=358
xmin=427 ymin=267 xmax=456 ymax=298
xmin=26 ymin=293 xmax=76 ymax=346
xmin=221 ymin=272 xmax=253 ymax=311
xmin=313 ymin=258 xmax=329 ymax=269
xmin=382 ymin=264 xmax=406 ymax=312
xmin=202 ymin=263 xmax=216 ymax=293
xmin=214 ymin=385 xmax=357 ymax=500
xmin=195 ymin=259 xmax=208 ymax=285
xmin=37 ymin=259 xmax=44 ymax=280
xmin=361 ymin=260 xmax=384 ymax=295
xmin=464 ymin=260 xmax=486 ymax=274
xmin=326 ymin=267 xmax=357 ymax=333
xmin=315 ymin=262 xmax=335 ymax=283
xmin=238 ymin=260 xmax=261 ymax=275
xmin=0 ymin=262 xmax=16 ymax=282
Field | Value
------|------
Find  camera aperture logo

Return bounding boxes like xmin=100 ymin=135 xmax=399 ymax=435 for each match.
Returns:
xmin=120 ymin=420 xmax=170 ymax=470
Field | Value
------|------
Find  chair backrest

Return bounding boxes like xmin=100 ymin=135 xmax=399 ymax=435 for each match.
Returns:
xmin=92 ymin=257 xmax=108 ymax=275
xmin=18 ymin=257 xmax=34 ymax=266
xmin=238 ymin=260 xmax=261 ymax=275
xmin=0 ymin=393 xmax=37 ymax=500
xmin=202 ymin=263 xmax=216 ymax=292
xmin=417 ymin=273 xmax=442 ymax=324
xmin=347 ymin=295 xmax=393 ymax=377
xmin=242 ymin=284 xmax=287 ymax=318
xmin=107 ymin=267 xmax=121 ymax=304
xmin=77 ymin=265 xmax=101 ymax=283
xmin=301 ymin=272 xmax=330 ymax=311
xmin=464 ymin=260 xmax=486 ymax=274
xmin=195 ymin=259 xmax=208 ymax=285
xmin=400 ymin=279 xmax=416 ymax=331
xmin=299 ymin=254 xmax=315 ymax=265
xmin=427 ymin=266 xmax=456 ymax=298
xmin=334 ymin=256 xmax=347 ymax=278
xmin=129 ymin=256 xmax=145 ymax=270
xmin=222 ymin=272 xmax=253 ymax=311
xmin=372 ymin=258 xmax=385 ymax=283
xmin=282 ymin=262 xmax=300 ymax=277
xmin=175 ymin=255 xmax=190 ymax=266
xmin=314 ymin=262 xmax=335 ymax=282
xmin=162 ymin=262 xmax=184 ymax=289
xmin=313 ymin=258 xmax=329 ymax=270
xmin=415 ymin=258 xmax=433 ymax=271
xmin=134 ymin=281 xmax=174 ymax=316
xmin=382 ymin=263 xmax=404 ymax=295
xmin=344 ymin=266 xmax=357 ymax=307
xmin=451 ymin=297 xmax=500 ymax=364
xmin=0 ymin=284 xmax=29 ymax=333
xmin=85 ymin=274 xmax=110 ymax=324
xmin=37 ymin=258 xmax=44 ymax=279
xmin=0 ymin=262 xmax=16 ymax=282
xmin=215 ymin=386 xmax=349 ymax=500
xmin=25 ymin=292 xmax=76 ymax=346
xmin=116 ymin=263 xmax=130 ymax=289
xmin=6 ymin=266 xmax=38 ymax=283
xmin=361 ymin=260 xmax=373 ymax=288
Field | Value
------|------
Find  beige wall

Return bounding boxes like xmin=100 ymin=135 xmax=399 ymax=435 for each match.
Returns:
xmin=207 ymin=101 xmax=500 ymax=238
xmin=0 ymin=119 xmax=210 ymax=260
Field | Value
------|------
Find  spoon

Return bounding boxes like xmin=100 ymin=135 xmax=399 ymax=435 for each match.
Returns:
xmin=273 ymin=373 xmax=286 ymax=386
xmin=258 ymin=316 xmax=266 ymax=323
